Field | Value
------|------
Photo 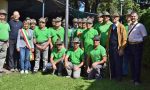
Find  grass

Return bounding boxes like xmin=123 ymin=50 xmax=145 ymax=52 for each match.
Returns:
xmin=0 ymin=68 xmax=150 ymax=90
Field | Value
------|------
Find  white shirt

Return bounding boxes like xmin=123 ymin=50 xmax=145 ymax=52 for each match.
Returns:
xmin=128 ymin=21 xmax=147 ymax=42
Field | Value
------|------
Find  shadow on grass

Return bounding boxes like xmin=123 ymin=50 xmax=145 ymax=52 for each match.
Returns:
xmin=75 ymin=67 xmax=150 ymax=90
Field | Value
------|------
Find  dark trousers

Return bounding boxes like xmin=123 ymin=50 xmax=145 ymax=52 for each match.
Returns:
xmin=8 ymin=39 xmax=19 ymax=69
xmin=128 ymin=43 xmax=143 ymax=82
xmin=122 ymin=46 xmax=129 ymax=75
xmin=109 ymin=45 xmax=123 ymax=81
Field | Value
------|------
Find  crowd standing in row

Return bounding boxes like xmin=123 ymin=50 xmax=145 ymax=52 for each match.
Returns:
xmin=0 ymin=9 xmax=147 ymax=85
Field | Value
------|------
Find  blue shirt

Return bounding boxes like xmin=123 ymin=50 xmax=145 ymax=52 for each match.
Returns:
xmin=17 ymin=29 xmax=34 ymax=49
xmin=9 ymin=20 xmax=23 ymax=40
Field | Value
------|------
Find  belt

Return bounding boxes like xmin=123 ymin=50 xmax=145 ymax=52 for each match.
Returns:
xmin=0 ymin=40 xmax=8 ymax=43
xmin=36 ymin=41 xmax=47 ymax=44
xmin=128 ymin=41 xmax=143 ymax=45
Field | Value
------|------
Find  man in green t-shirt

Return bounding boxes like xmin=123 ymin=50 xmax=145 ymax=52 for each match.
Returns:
xmin=94 ymin=13 xmax=104 ymax=32
xmin=65 ymin=37 xmax=84 ymax=78
xmin=30 ymin=19 xmax=38 ymax=31
xmin=87 ymin=35 xmax=107 ymax=80
xmin=0 ymin=9 xmax=10 ymax=73
xmin=50 ymin=39 xmax=66 ymax=76
xmin=99 ymin=11 xmax=112 ymax=47
xmin=53 ymin=17 xmax=65 ymax=42
xmin=33 ymin=17 xmax=53 ymax=73
xmin=81 ymin=18 xmax=98 ymax=55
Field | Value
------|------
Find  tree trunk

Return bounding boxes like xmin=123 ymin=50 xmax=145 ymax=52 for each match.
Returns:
xmin=91 ymin=0 xmax=99 ymax=13
xmin=84 ymin=0 xmax=90 ymax=12
xmin=74 ymin=0 xmax=79 ymax=10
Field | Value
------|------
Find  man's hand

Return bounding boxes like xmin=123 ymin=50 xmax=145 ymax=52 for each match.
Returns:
xmin=64 ymin=62 xmax=68 ymax=68
xmin=42 ymin=45 xmax=47 ymax=51
xmin=36 ymin=44 xmax=42 ymax=51
xmin=92 ymin=62 xmax=98 ymax=68
xmin=52 ymin=64 xmax=57 ymax=70
xmin=17 ymin=48 xmax=20 ymax=52
xmin=50 ymin=44 xmax=53 ymax=50
xmin=31 ymin=48 xmax=34 ymax=52
xmin=74 ymin=66 xmax=80 ymax=71
xmin=118 ymin=48 xmax=124 ymax=56
xmin=87 ymin=67 xmax=91 ymax=73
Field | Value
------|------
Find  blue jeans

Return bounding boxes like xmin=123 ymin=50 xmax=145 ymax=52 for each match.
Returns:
xmin=20 ymin=47 xmax=30 ymax=70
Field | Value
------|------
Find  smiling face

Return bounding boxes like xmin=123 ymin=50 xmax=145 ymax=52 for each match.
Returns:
xmin=112 ymin=16 xmax=119 ymax=23
xmin=30 ymin=23 xmax=36 ymax=30
xmin=126 ymin=15 xmax=131 ymax=23
xmin=94 ymin=40 xmax=100 ymax=47
xmin=104 ymin=16 xmax=110 ymax=22
xmin=23 ymin=21 xmax=29 ymax=30
xmin=55 ymin=21 xmax=61 ymax=27
xmin=13 ymin=11 xmax=20 ymax=21
xmin=131 ymin=12 xmax=138 ymax=23
xmin=97 ymin=16 xmax=103 ymax=23
xmin=39 ymin=21 xmax=46 ymax=29
xmin=56 ymin=44 xmax=63 ymax=50
xmin=0 ymin=14 xmax=6 ymax=21
xmin=86 ymin=23 xmax=93 ymax=29
xmin=73 ymin=42 xmax=79 ymax=50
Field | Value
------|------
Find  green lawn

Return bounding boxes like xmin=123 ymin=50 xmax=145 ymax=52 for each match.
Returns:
xmin=0 ymin=68 xmax=150 ymax=90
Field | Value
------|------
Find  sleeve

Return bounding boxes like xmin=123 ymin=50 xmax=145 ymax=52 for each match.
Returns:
xmin=7 ymin=23 xmax=11 ymax=31
xmin=101 ymin=46 xmax=107 ymax=57
xmin=48 ymin=28 xmax=52 ymax=38
xmin=66 ymin=50 xmax=71 ymax=57
xmin=121 ymin=25 xmax=127 ymax=48
xmin=140 ymin=24 xmax=147 ymax=37
xmin=95 ymin=29 xmax=98 ymax=35
xmin=51 ymin=49 xmax=55 ymax=57
xmin=80 ymin=50 xmax=84 ymax=62
xmin=16 ymin=30 xmax=21 ymax=49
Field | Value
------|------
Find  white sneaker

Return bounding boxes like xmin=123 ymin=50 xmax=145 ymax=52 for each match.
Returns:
xmin=20 ymin=70 xmax=24 ymax=74
xmin=25 ymin=70 xmax=28 ymax=74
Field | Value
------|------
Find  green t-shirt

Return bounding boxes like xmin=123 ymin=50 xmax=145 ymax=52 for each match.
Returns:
xmin=0 ymin=22 xmax=10 ymax=41
xmin=81 ymin=28 xmax=98 ymax=53
xmin=124 ymin=23 xmax=129 ymax=37
xmin=94 ymin=22 xmax=103 ymax=33
xmin=67 ymin=47 xmax=84 ymax=65
xmin=49 ymin=27 xmax=58 ymax=45
xmin=99 ymin=21 xmax=112 ymax=47
xmin=74 ymin=28 xmax=84 ymax=38
xmin=51 ymin=47 xmax=66 ymax=62
xmin=33 ymin=27 xmax=50 ymax=43
xmin=33 ymin=26 xmax=39 ymax=31
xmin=90 ymin=45 xmax=106 ymax=63
xmin=54 ymin=26 xmax=65 ymax=41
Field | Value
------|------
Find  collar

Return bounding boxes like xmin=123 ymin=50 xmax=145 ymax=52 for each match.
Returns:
xmin=131 ymin=21 xmax=138 ymax=25
xmin=74 ymin=47 xmax=79 ymax=52
xmin=0 ymin=20 xmax=6 ymax=23
xmin=94 ymin=45 xmax=100 ymax=50
xmin=115 ymin=21 xmax=119 ymax=27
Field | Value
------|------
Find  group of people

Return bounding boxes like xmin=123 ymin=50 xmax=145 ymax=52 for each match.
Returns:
xmin=0 ymin=9 xmax=147 ymax=85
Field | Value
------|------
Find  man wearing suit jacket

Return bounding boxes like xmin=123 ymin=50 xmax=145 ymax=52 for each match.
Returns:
xmin=107 ymin=12 xmax=127 ymax=81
